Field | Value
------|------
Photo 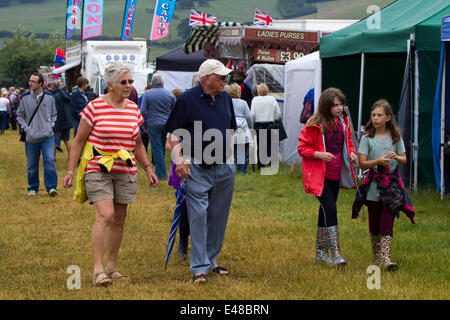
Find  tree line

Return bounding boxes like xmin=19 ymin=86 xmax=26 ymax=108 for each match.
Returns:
xmin=0 ymin=29 xmax=66 ymax=88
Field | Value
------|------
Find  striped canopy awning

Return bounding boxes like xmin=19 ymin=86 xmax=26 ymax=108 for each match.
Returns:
xmin=183 ymin=22 xmax=241 ymax=54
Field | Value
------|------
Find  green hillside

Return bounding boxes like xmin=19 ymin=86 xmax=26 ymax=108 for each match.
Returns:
xmin=0 ymin=0 xmax=395 ymax=61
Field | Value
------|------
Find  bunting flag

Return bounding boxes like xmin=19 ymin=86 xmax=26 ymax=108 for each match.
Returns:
xmin=82 ymin=0 xmax=104 ymax=40
xmin=189 ymin=9 xmax=217 ymax=27
xmin=253 ymin=8 xmax=273 ymax=26
xmin=150 ymin=0 xmax=177 ymax=41
xmin=66 ymin=0 xmax=83 ymax=39
xmin=121 ymin=0 xmax=138 ymax=41
xmin=53 ymin=48 xmax=66 ymax=79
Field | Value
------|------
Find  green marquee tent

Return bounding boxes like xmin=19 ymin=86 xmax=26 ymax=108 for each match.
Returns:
xmin=319 ymin=0 xmax=450 ymax=189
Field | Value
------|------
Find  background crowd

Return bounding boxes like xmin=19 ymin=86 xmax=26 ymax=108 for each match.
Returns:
xmin=2 ymin=58 xmax=414 ymax=287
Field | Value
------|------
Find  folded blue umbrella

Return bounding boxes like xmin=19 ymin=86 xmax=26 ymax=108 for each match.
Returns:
xmin=164 ymin=180 xmax=187 ymax=270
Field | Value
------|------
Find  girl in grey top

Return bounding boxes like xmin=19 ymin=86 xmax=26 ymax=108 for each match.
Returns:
xmin=358 ymin=99 xmax=408 ymax=271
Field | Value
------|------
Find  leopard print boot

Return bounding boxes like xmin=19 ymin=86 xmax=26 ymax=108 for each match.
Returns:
xmin=370 ymin=234 xmax=382 ymax=265
xmin=379 ymin=235 xmax=398 ymax=271
xmin=315 ymin=227 xmax=333 ymax=265
xmin=327 ymin=226 xmax=347 ymax=266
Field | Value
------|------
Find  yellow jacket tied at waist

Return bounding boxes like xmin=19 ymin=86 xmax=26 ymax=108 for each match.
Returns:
xmin=74 ymin=141 xmax=134 ymax=203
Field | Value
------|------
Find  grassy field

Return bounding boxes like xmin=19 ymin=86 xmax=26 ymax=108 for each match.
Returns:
xmin=0 ymin=0 xmax=395 ymax=61
xmin=0 ymin=128 xmax=448 ymax=300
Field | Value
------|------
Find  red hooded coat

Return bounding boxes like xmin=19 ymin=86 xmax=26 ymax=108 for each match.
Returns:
xmin=298 ymin=116 xmax=357 ymax=197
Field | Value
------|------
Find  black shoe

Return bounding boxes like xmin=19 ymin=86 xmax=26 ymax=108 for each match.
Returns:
xmin=56 ymin=146 xmax=63 ymax=153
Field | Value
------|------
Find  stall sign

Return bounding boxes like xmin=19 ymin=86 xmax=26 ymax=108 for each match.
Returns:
xmin=245 ymin=28 xmax=318 ymax=42
xmin=254 ymin=48 xmax=305 ymax=64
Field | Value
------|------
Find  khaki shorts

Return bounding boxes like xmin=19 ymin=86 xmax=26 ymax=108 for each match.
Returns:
xmin=84 ymin=171 xmax=138 ymax=204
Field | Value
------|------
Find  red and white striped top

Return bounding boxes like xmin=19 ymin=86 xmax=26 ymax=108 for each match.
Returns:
xmin=81 ymin=97 xmax=144 ymax=174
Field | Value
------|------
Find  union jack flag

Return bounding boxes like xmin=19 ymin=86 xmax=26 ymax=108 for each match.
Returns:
xmin=189 ymin=9 xmax=217 ymax=26
xmin=253 ymin=8 xmax=273 ymax=26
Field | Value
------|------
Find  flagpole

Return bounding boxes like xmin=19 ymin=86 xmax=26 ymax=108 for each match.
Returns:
xmin=148 ymin=8 xmax=153 ymax=67
xmin=121 ymin=0 xmax=128 ymax=40
xmin=315 ymin=0 xmax=317 ymax=19
xmin=80 ymin=0 xmax=85 ymax=52
xmin=147 ymin=29 xmax=152 ymax=69
xmin=146 ymin=40 xmax=152 ymax=68
xmin=64 ymin=0 xmax=68 ymax=55
xmin=148 ymin=0 xmax=158 ymax=68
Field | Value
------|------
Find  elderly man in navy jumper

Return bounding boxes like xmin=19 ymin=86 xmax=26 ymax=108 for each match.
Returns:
xmin=141 ymin=74 xmax=176 ymax=179
xmin=165 ymin=59 xmax=237 ymax=284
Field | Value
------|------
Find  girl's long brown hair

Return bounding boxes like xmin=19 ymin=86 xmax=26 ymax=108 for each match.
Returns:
xmin=363 ymin=99 xmax=402 ymax=143
xmin=306 ymin=87 xmax=347 ymax=134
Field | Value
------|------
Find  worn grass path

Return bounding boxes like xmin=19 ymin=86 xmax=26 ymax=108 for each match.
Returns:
xmin=0 ymin=129 xmax=448 ymax=300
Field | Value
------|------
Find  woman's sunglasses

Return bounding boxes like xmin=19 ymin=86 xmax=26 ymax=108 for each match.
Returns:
xmin=120 ymin=79 xmax=134 ymax=85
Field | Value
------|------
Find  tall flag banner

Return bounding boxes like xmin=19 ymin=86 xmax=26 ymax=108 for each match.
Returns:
xmin=53 ymin=48 xmax=66 ymax=79
xmin=253 ymin=8 xmax=273 ymax=26
xmin=121 ymin=0 xmax=138 ymax=41
xmin=66 ymin=0 xmax=83 ymax=39
xmin=150 ymin=0 xmax=176 ymax=41
xmin=189 ymin=9 xmax=217 ymax=26
xmin=82 ymin=0 xmax=104 ymax=40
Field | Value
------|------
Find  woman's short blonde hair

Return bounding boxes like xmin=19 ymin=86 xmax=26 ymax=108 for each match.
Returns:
xmin=104 ymin=62 xmax=132 ymax=87
xmin=225 ymin=83 xmax=241 ymax=99
xmin=172 ymin=88 xmax=183 ymax=99
xmin=1 ymin=88 xmax=8 ymax=97
xmin=257 ymin=83 xmax=269 ymax=96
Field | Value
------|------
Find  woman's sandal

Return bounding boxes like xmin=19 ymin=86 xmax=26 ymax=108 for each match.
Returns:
xmin=93 ymin=271 xmax=112 ymax=287
xmin=192 ymin=272 xmax=207 ymax=284
xmin=105 ymin=268 xmax=131 ymax=281
xmin=211 ymin=266 xmax=229 ymax=275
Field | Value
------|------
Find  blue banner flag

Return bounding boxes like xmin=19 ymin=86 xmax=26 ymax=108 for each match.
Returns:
xmin=121 ymin=0 xmax=138 ymax=41
xmin=150 ymin=0 xmax=176 ymax=40
xmin=66 ymin=0 xmax=83 ymax=39
xmin=82 ymin=0 xmax=104 ymax=40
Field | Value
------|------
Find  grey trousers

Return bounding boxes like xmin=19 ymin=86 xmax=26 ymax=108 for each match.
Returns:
xmin=185 ymin=163 xmax=235 ymax=275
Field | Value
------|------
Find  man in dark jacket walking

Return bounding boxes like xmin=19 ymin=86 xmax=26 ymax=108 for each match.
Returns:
xmin=49 ymin=80 xmax=73 ymax=158
xmin=70 ymin=77 xmax=90 ymax=138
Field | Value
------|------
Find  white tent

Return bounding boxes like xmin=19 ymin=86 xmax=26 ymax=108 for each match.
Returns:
xmin=282 ymin=51 xmax=321 ymax=164
xmin=156 ymin=70 xmax=198 ymax=92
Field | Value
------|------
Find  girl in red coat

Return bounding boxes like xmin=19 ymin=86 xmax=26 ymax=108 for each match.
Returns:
xmin=298 ymin=88 xmax=358 ymax=265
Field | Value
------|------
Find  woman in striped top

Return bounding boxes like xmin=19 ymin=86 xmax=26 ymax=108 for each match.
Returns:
xmin=63 ymin=62 xmax=158 ymax=286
